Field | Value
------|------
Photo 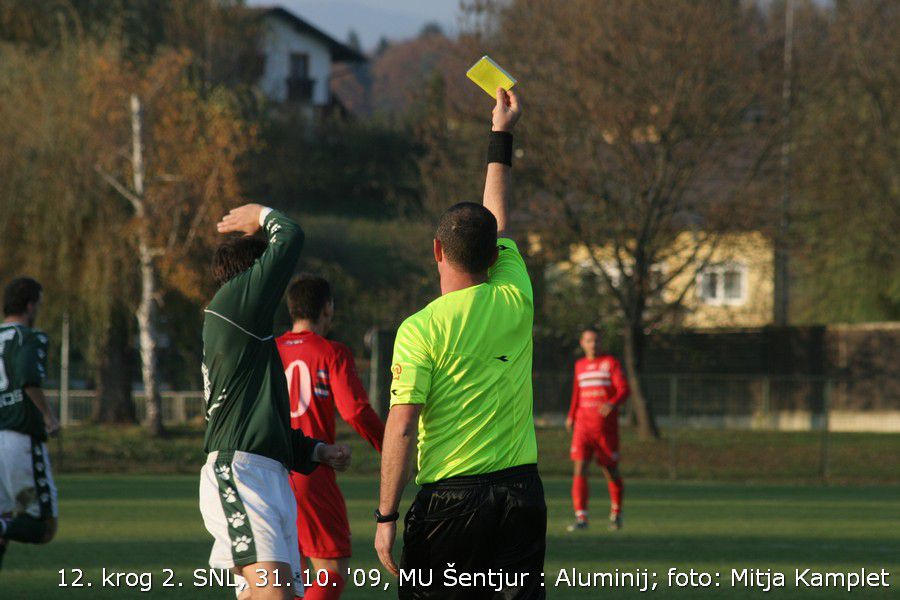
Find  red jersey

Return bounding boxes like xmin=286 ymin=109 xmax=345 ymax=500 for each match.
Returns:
xmin=276 ymin=330 xmax=384 ymax=452
xmin=568 ymin=354 xmax=629 ymax=427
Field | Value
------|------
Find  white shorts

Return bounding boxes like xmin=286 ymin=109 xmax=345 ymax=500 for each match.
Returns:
xmin=0 ymin=429 xmax=58 ymax=519
xmin=199 ymin=450 xmax=303 ymax=596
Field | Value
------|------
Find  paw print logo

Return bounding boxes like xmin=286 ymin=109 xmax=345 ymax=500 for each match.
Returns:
xmin=40 ymin=493 xmax=50 ymax=503
xmin=34 ymin=446 xmax=43 ymax=456
xmin=232 ymin=535 xmax=252 ymax=553
xmin=37 ymin=477 xmax=48 ymax=487
xmin=215 ymin=465 xmax=231 ymax=481
xmin=222 ymin=488 xmax=237 ymax=503
xmin=227 ymin=511 xmax=247 ymax=528
xmin=35 ymin=462 xmax=45 ymax=472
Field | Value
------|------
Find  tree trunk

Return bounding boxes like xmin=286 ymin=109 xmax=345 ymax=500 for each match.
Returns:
xmin=92 ymin=303 xmax=136 ymax=424
xmin=137 ymin=238 xmax=164 ymax=436
xmin=130 ymin=94 xmax=165 ymax=437
xmin=623 ymin=322 xmax=660 ymax=439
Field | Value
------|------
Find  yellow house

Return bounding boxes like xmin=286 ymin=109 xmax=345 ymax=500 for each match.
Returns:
xmin=547 ymin=232 xmax=774 ymax=329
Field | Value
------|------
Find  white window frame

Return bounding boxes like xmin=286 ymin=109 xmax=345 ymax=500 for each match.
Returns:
xmin=696 ymin=262 xmax=748 ymax=306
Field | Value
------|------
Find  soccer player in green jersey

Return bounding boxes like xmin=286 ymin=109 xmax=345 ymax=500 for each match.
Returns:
xmin=375 ymin=88 xmax=547 ymax=599
xmin=199 ymin=204 xmax=351 ymax=600
xmin=0 ymin=278 xmax=59 ymax=571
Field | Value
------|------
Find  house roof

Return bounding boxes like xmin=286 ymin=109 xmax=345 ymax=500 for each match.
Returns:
xmin=256 ymin=6 xmax=366 ymax=63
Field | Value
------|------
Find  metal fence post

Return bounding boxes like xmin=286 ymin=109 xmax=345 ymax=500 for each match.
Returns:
xmin=57 ymin=313 xmax=70 ymax=471
xmin=174 ymin=393 xmax=187 ymax=424
xmin=668 ymin=374 xmax=678 ymax=480
xmin=368 ymin=328 xmax=397 ymax=421
xmin=820 ymin=378 xmax=831 ymax=482
xmin=59 ymin=313 xmax=70 ymax=427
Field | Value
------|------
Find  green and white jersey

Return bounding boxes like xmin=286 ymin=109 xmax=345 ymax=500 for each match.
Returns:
xmin=389 ymin=237 xmax=538 ymax=484
xmin=202 ymin=209 xmax=304 ymax=468
xmin=0 ymin=323 xmax=49 ymax=441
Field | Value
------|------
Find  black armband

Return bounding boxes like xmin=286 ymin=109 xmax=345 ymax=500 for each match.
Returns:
xmin=487 ymin=131 xmax=513 ymax=166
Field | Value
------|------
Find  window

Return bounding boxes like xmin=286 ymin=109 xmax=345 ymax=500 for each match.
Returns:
xmin=289 ymin=52 xmax=309 ymax=79
xmin=286 ymin=53 xmax=314 ymax=102
xmin=697 ymin=263 xmax=747 ymax=306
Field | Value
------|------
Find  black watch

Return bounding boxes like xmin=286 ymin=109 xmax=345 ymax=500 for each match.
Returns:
xmin=375 ymin=508 xmax=400 ymax=523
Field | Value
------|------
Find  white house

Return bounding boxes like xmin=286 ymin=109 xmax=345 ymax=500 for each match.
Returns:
xmin=256 ymin=6 xmax=365 ymax=107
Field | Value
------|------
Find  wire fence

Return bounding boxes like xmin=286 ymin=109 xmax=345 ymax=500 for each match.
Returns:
xmin=46 ymin=373 xmax=900 ymax=431
xmin=44 ymin=373 xmax=899 ymax=481
xmin=44 ymin=390 xmax=206 ymax=426
xmin=532 ymin=372 xmax=900 ymax=482
xmin=532 ymin=372 xmax=899 ymax=431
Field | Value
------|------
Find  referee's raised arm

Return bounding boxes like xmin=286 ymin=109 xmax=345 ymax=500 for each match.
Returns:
xmin=483 ymin=87 xmax=521 ymax=237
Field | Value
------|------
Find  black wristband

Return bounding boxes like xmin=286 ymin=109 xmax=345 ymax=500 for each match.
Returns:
xmin=487 ymin=131 xmax=513 ymax=166
xmin=375 ymin=508 xmax=400 ymax=523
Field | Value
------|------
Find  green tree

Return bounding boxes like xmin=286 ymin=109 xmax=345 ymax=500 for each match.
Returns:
xmin=792 ymin=0 xmax=900 ymax=322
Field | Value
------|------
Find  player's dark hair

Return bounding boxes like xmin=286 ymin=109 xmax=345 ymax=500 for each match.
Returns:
xmin=212 ymin=237 xmax=268 ymax=287
xmin=581 ymin=326 xmax=601 ymax=336
xmin=286 ymin=274 xmax=332 ymax=322
xmin=3 ymin=277 xmax=42 ymax=316
xmin=435 ymin=202 xmax=498 ymax=274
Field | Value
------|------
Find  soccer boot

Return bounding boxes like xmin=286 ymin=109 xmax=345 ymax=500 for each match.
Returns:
xmin=566 ymin=519 xmax=589 ymax=532
xmin=609 ymin=511 xmax=623 ymax=531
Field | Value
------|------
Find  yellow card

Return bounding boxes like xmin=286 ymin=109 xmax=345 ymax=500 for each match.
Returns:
xmin=466 ymin=55 xmax=517 ymax=97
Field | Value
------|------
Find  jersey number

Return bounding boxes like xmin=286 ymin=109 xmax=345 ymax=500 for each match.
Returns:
xmin=284 ymin=360 xmax=312 ymax=418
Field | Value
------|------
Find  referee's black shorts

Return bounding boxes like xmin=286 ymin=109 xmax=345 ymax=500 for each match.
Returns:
xmin=399 ymin=464 xmax=547 ymax=600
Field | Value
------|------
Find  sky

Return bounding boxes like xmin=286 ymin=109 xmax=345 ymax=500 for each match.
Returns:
xmin=247 ymin=0 xmax=462 ymax=51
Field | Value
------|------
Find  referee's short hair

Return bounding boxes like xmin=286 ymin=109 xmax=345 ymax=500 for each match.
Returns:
xmin=286 ymin=274 xmax=332 ymax=321
xmin=3 ymin=277 xmax=42 ymax=316
xmin=436 ymin=202 xmax=498 ymax=274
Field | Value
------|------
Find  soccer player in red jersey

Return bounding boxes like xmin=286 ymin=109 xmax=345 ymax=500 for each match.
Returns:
xmin=566 ymin=327 xmax=629 ymax=532
xmin=277 ymin=274 xmax=385 ymax=599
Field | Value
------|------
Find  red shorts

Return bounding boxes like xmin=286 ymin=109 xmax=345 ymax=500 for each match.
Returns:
xmin=289 ymin=466 xmax=351 ymax=559
xmin=570 ymin=418 xmax=620 ymax=468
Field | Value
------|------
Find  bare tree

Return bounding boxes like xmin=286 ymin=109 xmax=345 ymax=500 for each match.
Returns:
xmin=97 ymin=95 xmax=165 ymax=435
xmin=473 ymin=0 xmax=776 ymax=437
xmin=92 ymin=49 xmax=256 ymax=436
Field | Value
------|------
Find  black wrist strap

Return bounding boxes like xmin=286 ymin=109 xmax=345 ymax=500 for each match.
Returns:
xmin=375 ymin=508 xmax=400 ymax=523
xmin=487 ymin=131 xmax=513 ymax=166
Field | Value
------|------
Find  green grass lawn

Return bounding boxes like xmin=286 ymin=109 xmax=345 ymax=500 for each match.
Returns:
xmin=3 ymin=475 xmax=898 ymax=599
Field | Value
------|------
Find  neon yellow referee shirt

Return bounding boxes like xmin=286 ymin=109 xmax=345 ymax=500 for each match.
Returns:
xmin=389 ymin=237 xmax=538 ymax=484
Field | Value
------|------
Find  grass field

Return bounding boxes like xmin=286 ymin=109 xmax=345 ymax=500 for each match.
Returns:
xmin=3 ymin=475 xmax=898 ymax=599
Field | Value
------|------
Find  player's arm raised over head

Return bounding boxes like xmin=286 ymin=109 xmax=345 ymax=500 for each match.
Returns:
xmin=215 ymin=204 xmax=304 ymax=332
xmin=483 ymin=87 xmax=521 ymax=238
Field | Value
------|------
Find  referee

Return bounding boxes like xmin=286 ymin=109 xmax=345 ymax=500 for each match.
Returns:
xmin=375 ymin=88 xmax=546 ymax=599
